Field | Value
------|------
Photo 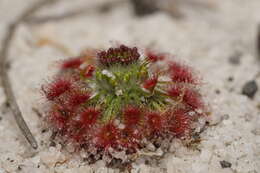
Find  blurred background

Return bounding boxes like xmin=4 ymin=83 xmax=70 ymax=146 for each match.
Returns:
xmin=0 ymin=0 xmax=259 ymax=172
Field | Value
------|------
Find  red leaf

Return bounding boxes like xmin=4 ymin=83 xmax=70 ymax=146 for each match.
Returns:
xmin=168 ymin=62 xmax=195 ymax=84
xmin=84 ymin=65 xmax=95 ymax=78
xmin=67 ymin=91 xmax=90 ymax=109
xmin=94 ymin=123 xmax=120 ymax=149
xmin=49 ymin=105 xmax=70 ymax=130
xmin=123 ymin=105 xmax=142 ymax=127
xmin=168 ymin=109 xmax=191 ymax=137
xmin=146 ymin=112 xmax=164 ymax=132
xmin=79 ymin=108 xmax=100 ymax=128
xmin=119 ymin=127 xmax=141 ymax=152
xmin=61 ymin=57 xmax=83 ymax=69
xmin=146 ymin=50 xmax=165 ymax=63
xmin=43 ymin=78 xmax=72 ymax=100
xmin=183 ymin=89 xmax=203 ymax=110
xmin=143 ymin=76 xmax=158 ymax=91
xmin=167 ymin=84 xmax=183 ymax=98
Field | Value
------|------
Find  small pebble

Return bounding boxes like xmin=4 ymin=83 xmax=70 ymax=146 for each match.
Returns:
xmin=49 ymin=141 xmax=56 ymax=147
xmin=227 ymin=76 xmax=234 ymax=82
xmin=17 ymin=165 xmax=22 ymax=171
xmin=146 ymin=143 xmax=156 ymax=151
xmin=242 ymin=80 xmax=258 ymax=99
xmin=229 ymin=52 xmax=242 ymax=65
xmin=145 ymin=159 xmax=151 ymax=165
xmin=257 ymin=103 xmax=260 ymax=110
xmin=5 ymin=101 xmax=10 ymax=108
xmin=41 ymin=129 xmax=47 ymax=133
xmin=130 ymin=0 xmax=159 ymax=16
xmin=222 ymin=114 xmax=230 ymax=120
xmin=215 ymin=89 xmax=221 ymax=94
xmin=220 ymin=160 xmax=232 ymax=168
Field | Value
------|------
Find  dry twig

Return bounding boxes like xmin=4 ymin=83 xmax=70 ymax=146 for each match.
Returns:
xmin=25 ymin=0 xmax=124 ymax=24
xmin=0 ymin=0 xmax=59 ymax=149
xmin=257 ymin=24 xmax=260 ymax=60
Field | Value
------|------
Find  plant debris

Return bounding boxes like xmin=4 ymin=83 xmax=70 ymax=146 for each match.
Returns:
xmin=242 ymin=80 xmax=258 ymax=99
xmin=220 ymin=160 xmax=232 ymax=168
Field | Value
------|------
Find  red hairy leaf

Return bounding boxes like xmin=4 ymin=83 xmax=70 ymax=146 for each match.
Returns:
xmin=79 ymin=108 xmax=100 ymax=128
xmin=167 ymin=85 xmax=183 ymax=98
xmin=66 ymin=91 xmax=90 ymax=109
xmin=168 ymin=109 xmax=191 ymax=137
xmin=49 ymin=105 xmax=70 ymax=130
xmin=146 ymin=112 xmax=164 ymax=132
xmin=183 ymin=89 xmax=203 ymax=110
xmin=94 ymin=123 xmax=120 ymax=149
xmin=123 ymin=105 xmax=142 ymax=127
xmin=146 ymin=51 xmax=165 ymax=63
xmin=43 ymin=78 xmax=72 ymax=100
xmin=119 ymin=127 xmax=141 ymax=151
xmin=168 ymin=62 xmax=195 ymax=84
xmin=84 ymin=65 xmax=95 ymax=78
xmin=143 ymin=75 xmax=158 ymax=91
xmin=61 ymin=57 xmax=83 ymax=69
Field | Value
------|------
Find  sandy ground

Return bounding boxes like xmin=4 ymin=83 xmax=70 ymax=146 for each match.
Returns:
xmin=0 ymin=0 xmax=260 ymax=172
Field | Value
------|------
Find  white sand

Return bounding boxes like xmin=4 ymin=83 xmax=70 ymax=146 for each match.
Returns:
xmin=0 ymin=0 xmax=260 ymax=172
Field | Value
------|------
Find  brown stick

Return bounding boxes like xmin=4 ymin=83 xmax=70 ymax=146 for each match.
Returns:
xmin=257 ymin=24 xmax=260 ymax=60
xmin=130 ymin=0 xmax=159 ymax=16
xmin=0 ymin=0 xmax=59 ymax=149
xmin=25 ymin=0 xmax=124 ymax=24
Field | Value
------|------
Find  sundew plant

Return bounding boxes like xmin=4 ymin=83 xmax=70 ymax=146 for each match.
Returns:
xmin=42 ymin=44 xmax=208 ymax=166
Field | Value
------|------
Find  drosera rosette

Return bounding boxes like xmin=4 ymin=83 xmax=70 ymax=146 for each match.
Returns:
xmin=41 ymin=44 xmax=209 ymax=168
